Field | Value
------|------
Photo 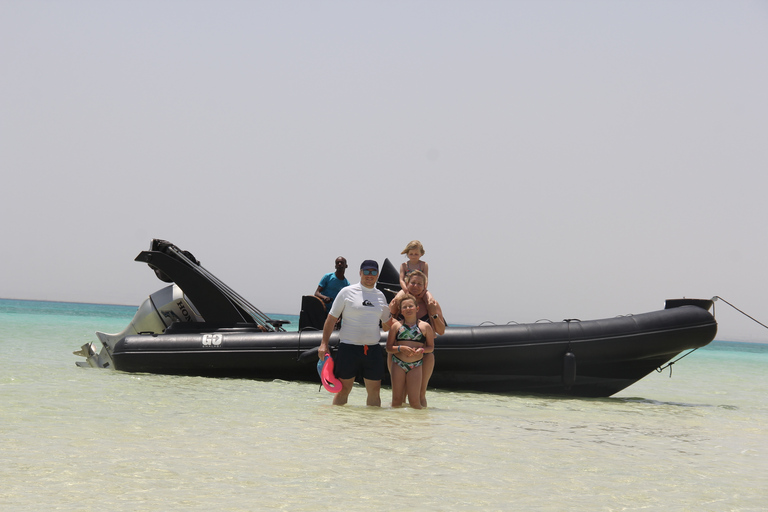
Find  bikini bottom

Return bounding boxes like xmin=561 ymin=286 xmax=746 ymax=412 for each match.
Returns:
xmin=392 ymin=355 xmax=423 ymax=374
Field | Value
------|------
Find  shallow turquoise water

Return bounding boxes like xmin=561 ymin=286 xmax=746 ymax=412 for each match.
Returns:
xmin=1 ymin=299 xmax=766 ymax=511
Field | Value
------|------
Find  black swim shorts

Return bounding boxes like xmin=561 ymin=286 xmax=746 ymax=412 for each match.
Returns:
xmin=334 ymin=343 xmax=385 ymax=381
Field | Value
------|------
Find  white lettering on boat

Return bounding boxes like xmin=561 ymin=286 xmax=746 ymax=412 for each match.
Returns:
xmin=201 ymin=334 xmax=223 ymax=347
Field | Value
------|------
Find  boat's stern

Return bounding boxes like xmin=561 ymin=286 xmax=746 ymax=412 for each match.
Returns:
xmin=74 ymin=284 xmax=203 ymax=369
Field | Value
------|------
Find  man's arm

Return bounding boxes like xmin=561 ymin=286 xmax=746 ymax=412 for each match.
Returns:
xmin=314 ymin=285 xmax=329 ymax=303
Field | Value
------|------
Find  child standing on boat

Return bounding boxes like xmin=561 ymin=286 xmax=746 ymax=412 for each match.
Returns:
xmin=386 ymin=294 xmax=435 ymax=409
xmin=399 ymin=240 xmax=429 ymax=290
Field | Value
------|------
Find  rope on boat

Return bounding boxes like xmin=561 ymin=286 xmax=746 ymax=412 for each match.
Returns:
xmin=564 ymin=318 xmax=580 ymax=350
xmin=655 ymin=296 xmax=768 ymax=378
xmin=656 ymin=348 xmax=699 ymax=377
xmin=712 ymin=296 xmax=768 ymax=331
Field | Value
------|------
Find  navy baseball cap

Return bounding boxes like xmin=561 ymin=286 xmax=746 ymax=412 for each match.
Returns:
xmin=360 ymin=260 xmax=379 ymax=271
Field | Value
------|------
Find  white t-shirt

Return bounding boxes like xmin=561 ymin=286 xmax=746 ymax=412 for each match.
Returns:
xmin=329 ymin=282 xmax=391 ymax=345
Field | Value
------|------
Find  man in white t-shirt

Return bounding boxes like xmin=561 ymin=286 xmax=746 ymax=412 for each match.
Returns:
xmin=318 ymin=259 xmax=392 ymax=406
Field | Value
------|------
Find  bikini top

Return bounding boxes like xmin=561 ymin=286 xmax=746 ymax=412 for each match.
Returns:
xmin=396 ymin=323 xmax=425 ymax=343
xmin=404 ymin=261 xmax=425 ymax=276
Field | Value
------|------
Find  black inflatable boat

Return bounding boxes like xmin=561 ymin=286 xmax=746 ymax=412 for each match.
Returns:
xmin=74 ymin=240 xmax=717 ymax=397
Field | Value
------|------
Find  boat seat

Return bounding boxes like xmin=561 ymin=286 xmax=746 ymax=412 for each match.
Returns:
xmin=299 ymin=295 xmax=328 ymax=331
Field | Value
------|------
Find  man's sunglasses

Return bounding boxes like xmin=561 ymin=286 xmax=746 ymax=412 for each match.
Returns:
xmin=362 ymin=270 xmax=378 ymax=276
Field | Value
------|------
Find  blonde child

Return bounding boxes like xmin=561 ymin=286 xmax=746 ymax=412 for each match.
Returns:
xmin=386 ymin=294 xmax=435 ymax=409
xmin=399 ymin=240 xmax=429 ymax=290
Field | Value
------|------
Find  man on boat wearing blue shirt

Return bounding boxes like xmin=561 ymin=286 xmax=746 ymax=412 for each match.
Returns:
xmin=314 ymin=256 xmax=349 ymax=312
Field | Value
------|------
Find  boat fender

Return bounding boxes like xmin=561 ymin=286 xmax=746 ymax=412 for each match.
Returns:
xmin=562 ymin=352 xmax=577 ymax=390
xmin=319 ymin=354 xmax=342 ymax=393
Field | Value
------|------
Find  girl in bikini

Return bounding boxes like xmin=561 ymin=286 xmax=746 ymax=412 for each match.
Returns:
xmin=399 ymin=240 xmax=429 ymax=291
xmin=389 ymin=270 xmax=444 ymax=407
xmin=386 ymin=294 xmax=435 ymax=409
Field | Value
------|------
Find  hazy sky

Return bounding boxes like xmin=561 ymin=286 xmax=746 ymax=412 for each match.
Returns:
xmin=2 ymin=1 xmax=767 ymax=341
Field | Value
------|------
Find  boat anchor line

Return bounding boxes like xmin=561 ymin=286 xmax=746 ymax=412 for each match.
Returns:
xmin=655 ymin=296 xmax=768 ymax=378
xmin=711 ymin=295 xmax=768 ymax=331
xmin=656 ymin=349 xmax=699 ymax=378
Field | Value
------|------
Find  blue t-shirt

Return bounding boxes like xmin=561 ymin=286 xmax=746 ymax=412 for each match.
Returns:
xmin=318 ymin=272 xmax=350 ymax=309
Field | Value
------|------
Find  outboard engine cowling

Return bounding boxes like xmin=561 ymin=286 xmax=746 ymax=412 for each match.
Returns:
xmin=74 ymin=285 xmax=203 ymax=369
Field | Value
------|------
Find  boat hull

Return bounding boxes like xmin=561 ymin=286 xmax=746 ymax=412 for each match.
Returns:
xmin=111 ymin=305 xmax=717 ymax=397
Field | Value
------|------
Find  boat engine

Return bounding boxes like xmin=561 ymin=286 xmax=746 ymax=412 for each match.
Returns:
xmin=74 ymin=284 xmax=204 ymax=369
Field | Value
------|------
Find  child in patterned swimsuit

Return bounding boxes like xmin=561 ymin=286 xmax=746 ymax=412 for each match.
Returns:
xmin=385 ymin=294 xmax=435 ymax=409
